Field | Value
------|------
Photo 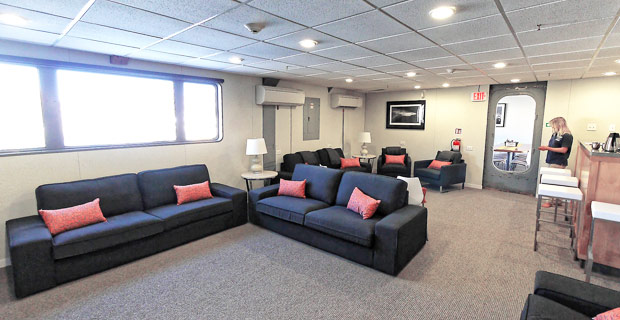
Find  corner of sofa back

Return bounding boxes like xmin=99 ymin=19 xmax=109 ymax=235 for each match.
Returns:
xmin=291 ymin=164 xmax=344 ymax=204
xmin=136 ymin=164 xmax=210 ymax=209
xmin=336 ymin=171 xmax=408 ymax=216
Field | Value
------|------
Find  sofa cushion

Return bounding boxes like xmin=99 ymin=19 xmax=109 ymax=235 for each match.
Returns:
xmin=297 ymin=151 xmax=320 ymax=165
xmin=146 ymin=197 xmax=232 ymax=230
xmin=304 ymin=206 xmax=380 ymax=247
xmin=521 ymin=294 xmax=590 ymax=320
xmin=256 ymin=196 xmax=329 ymax=225
xmin=292 ymin=165 xmax=344 ymax=205
xmin=335 ymin=172 xmax=407 ymax=216
xmin=282 ymin=153 xmax=304 ymax=172
xmin=436 ymin=150 xmax=462 ymax=164
xmin=415 ymin=168 xmax=441 ymax=180
xmin=174 ymin=181 xmax=213 ymax=205
xmin=36 ymin=173 xmax=143 ymax=218
xmin=278 ymin=179 xmax=306 ymax=198
xmin=52 ymin=211 xmax=164 ymax=260
xmin=138 ymin=164 xmax=210 ymax=209
xmin=341 ymin=157 xmax=361 ymax=169
xmin=39 ymin=198 xmax=107 ymax=236
xmin=326 ymin=148 xmax=342 ymax=166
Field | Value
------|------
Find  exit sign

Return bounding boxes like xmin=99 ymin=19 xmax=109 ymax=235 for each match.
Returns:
xmin=471 ymin=92 xmax=487 ymax=102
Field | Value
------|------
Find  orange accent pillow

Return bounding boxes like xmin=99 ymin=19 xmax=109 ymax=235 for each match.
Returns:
xmin=428 ymin=160 xmax=451 ymax=170
xmin=174 ymin=181 xmax=213 ymax=205
xmin=347 ymin=187 xmax=381 ymax=219
xmin=278 ymin=179 xmax=306 ymax=198
xmin=340 ymin=157 xmax=361 ymax=169
xmin=594 ymin=308 xmax=620 ymax=320
xmin=38 ymin=198 xmax=107 ymax=236
xmin=385 ymin=154 xmax=405 ymax=165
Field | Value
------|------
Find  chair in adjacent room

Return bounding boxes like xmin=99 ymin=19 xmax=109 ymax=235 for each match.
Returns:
xmin=376 ymin=147 xmax=412 ymax=177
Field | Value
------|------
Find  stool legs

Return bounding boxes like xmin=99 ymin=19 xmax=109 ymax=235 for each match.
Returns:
xmin=534 ymin=196 xmax=542 ymax=251
xmin=585 ymin=218 xmax=596 ymax=283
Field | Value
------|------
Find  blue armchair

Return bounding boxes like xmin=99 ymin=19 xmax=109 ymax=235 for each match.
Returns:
xmin=414 ymin=151 xmax=466 ymax=192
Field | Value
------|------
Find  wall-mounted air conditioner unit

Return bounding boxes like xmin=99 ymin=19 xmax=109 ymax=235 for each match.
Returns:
xmin=330 ymin=94 xmax=363 ymax=108
xmin=255 ymin=85 xmax=305 ymax=106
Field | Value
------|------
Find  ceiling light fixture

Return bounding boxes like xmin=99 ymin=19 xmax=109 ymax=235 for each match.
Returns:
xmin=511 ymin=79 xmax=521 ymax=83
xmin=615 ymin=59 xmax=620 ymax=64
xmin=345 ymin=78 xmax=353 ymax=83
xmin=299 ymin=39 xmax=318 ymax=48
xmin=0 ymin=13 xmax=28 ymax=26
xmin=603 ymin=71 xmax=617 ymax=76
xmin=414 ymin=85 xmax=421 ymax=89
xmin=493 ymin=62 xmax=507 ymax=69
xmin=442 ymin=83 xmax=450 ymax=88
xmin=429 ymin=6 xmax=456 ymax=20
xmin=406 ymin=72 xmax=417 ymax=77
xmin=229 ymin=56 xmax=244 ymax=64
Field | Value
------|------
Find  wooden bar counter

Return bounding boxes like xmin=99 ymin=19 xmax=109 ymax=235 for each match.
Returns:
xmin=574 ymin=141 xmax=620 ymax=268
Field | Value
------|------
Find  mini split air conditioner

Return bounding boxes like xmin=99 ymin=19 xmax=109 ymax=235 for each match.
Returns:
xmin=330 ymin=94 xmax=363 ymax=108
xmin=255 ymin=85 xmax=305 ymax=106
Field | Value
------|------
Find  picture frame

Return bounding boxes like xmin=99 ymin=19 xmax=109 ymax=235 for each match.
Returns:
xmin=386 ymin=100 xmax=426 ymax=130
xmin=495 ymin=103 xmax=506 ymax=127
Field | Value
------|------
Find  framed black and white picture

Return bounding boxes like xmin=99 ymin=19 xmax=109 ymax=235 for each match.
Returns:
xmin=386 ymin=100 xmax=426 ymax=130
xmin=495 ymin=103 xmax=506 ymax=127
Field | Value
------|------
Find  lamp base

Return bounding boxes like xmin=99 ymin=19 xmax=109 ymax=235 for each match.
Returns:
xmin=250 ymin=156 xmax=263 ymax=174
xmin=361 ymin=144 xmax=369 ymax=156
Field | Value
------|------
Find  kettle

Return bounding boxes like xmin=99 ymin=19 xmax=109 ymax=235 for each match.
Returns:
xmin=603 ymin=132 xmax=619 ymax=152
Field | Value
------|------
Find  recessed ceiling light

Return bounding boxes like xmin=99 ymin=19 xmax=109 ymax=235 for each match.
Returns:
xmin=493 ymin=62 xmax=507 ymax=69
xmin=406 ymin=72 xmax=417 ymax=77
xmin=442 ymin=83 xmax=450 ymax=88
xmin=299 ymin=39 xmax=318 ymax=48
xmin=511 ymin=79 xmax=521 ymax=83
xmin=345 ymin=78 xmax=353 ymax=83
xmin=414 ymin=85 xmax=421 ymax=89
xmin=0 ymin=13 xmax=28 ymax=26
xmin=228 ymin=56 xmax=244 ymax=64
xmin=429 ymin=6 xmax=456 ymax=20
xmin=615 ymin=59 xmax=620 ymax=64
xmin=603 ymin=71 xmax=617 ymax=76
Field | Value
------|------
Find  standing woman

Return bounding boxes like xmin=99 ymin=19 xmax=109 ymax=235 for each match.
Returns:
xmin=538 ymin=117 xmax=573 ymax=207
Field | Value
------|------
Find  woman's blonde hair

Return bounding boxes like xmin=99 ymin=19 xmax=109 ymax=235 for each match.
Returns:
xmin=550 ymin=117 xmax=571 ymax=135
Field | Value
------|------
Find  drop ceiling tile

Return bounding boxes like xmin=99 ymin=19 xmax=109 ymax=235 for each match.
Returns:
xmin=532 ymin=59 xmax=591 ymax=71
xmin=129 ymin=49 xmax=194 ymax=64
xmin=500 ymin=0 xmax=560 ymax=12
xmin=491 ymin=73 xmax=537 ymax=84
xmin=315 ymin=10 xmax=409 ymax=43
xmin=585 ymin=66 xmax=620 ymax=76
xmin=426 ymin=64 xmax=471 ymax=74
xmin=148 ymin=40 xmax=221 ymax=58
xmin=441 ymin=70 xmax=485 ymax=78
xmin=247 ymin=60 xmax=302 ymax=71
xmin=0 ymin=25 xmax=58 ymax=45
xmin=308 ymin=61 xmax=358 ymax=71
xmin=284 ymin=67 xmax=326 ymax=76
xmin=206 ymin=52 xmax=265 ymax=64
xmin=81 ymin=1 xmax=191 ymax=38
xmin=506 ymin=0 xmax=620 ymax=33
xmin=517 ymin=19 xmax=612 ymax=46
xmin=528 ymin=51 xmax=595 ymax=64
xmin=414 ymin=56 xmax=464 ymax=68
xmin=172 ymin=26 xmax=256 ymax=50
xmin=536 ymin=68 xmax=586 ymax=80
xmin=275 ymin=53 xmax=333 ymax=66
xmin=523 ymin=36 xmax=603 ymax=56
xmin=591 ymin=57 xmax=620 ymax=68
xmin=420 ymin=15 xmax=511 ymax=45
xmin=230 ymin=42 xmax=302 ymax=59
xmin=111 ymin=0 xmax=238 ymax=23
xmin=336 ymin=68 xmax=383 ymax=76
xmin=0 ymin=0 xmax=90 ymax=18
xmin=603 ymin=32 xmax=620 ymax=48
xmin=304 ymin=72 xmax=342 ymax=80
xmin=373 ymin=63 xmax=418 ymax=73
xmin=224 ymin=65 xmax=272 ymax=75
xmin=259 ymin=71 xmax=304 ymax=80
xmin=357 ymin=32 xmax=434 ymax=54
xmin=345 ymin=55 xmax=400 ymax=67
xmin=67 ymin=22 xmax=159 ymax=48
xmin=384 ymin=0 xmax=501 ymax=30
xmin=367 ymin=0 xmax=408 ymax=7
xmin=443 ymin=34 xmax=518 ymax=55
xmin=182 ymin=58 xmax=235 ymax=70
xmin=461 ymin=48 xmax=524 ymax=64
xmin=203 ymin=5 xmax=305 ymax=40
xmin=312 ymin=45 xmax=376 ymax=60
xmin=359 ymin=74 xmax=400 ymax=81
xmin=472 ymin=58 xmax=528 ymax=69
xmin=248 ymin=0 xmax=373 ymax=27
xmin=0 ymin=5 xmax=72 ymax=34
xmin=56 ymin=36 xmax=138 ymax=56
xmin=482 ymin=64 xmax=532 ymax=75
xmin=598 ymin=46 xmax=620 ymax=58
xmin=388 ymin=46 xmax=451 ymax=62
xmin=265 ymin=28 xmax=348 ymax=52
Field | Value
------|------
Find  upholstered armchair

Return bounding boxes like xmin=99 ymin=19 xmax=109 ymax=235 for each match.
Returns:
xmin=316 ymin=148 xmax=372 ymax=173
xmin=414 ymin=151 xmax=466 ymax=192
xmin=377 ymin=147 xmax=412 ymax=177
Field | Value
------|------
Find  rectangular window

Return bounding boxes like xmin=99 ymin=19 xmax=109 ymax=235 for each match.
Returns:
xmin=183 ymin=82 xmax=219 ymax=141
xmin=0 ymin=63 xmax=45 ymax=150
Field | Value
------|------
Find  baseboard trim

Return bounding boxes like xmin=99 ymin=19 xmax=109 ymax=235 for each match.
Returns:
xmin=465 ymin=183 xmax=482 ymax=189
xmin=0 ymin=257 xmax=11 ymax=268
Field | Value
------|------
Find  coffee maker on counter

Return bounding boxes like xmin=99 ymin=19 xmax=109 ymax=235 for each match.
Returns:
xmin=603 ymin=132 xmax=619 ymax=152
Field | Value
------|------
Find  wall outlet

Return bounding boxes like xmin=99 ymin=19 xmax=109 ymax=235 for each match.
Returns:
xmin=399 ymin=140 xmax=406 ymax=147
xmin=466 ymin=146 xmax=473 ymax=151
xmin=275 ymin=149 xmax=281 ymax=155
xmin=587 ymin=123 xmax=597 ymax=131
xmin=610 ymin=124 xmax=616 ymax=132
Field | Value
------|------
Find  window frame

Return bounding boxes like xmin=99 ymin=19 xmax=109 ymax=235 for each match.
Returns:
xmin=0 ymin=54 xmax=224 ymax=157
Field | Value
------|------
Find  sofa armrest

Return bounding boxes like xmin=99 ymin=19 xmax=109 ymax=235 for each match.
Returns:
xmin=533 ymin=271 xmax=620 ymax=317
xmin=438 ymin=162 xmax=467 ymax=186
xmin=413 ymin=160 xmax=433 ymax=171
xmin=210 ymin=183 xmax=247 ymax=227
xmin=248 ymin=184 xmax=280 ymax=223
xmin=6 ymin=216 xmax=56 ymax=298
xmin=373 ymin=205 xmax=428 ymax=275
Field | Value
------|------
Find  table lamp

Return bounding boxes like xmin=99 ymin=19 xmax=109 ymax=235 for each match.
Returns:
xmin=246 ymin=138 xmax=268 ymax=173
xmin=359 ymin=132 xmax=371 ymax=155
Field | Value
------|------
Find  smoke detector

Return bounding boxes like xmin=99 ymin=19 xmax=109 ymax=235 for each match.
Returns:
xmin=244 ymin=23 xmax=265 ymax=34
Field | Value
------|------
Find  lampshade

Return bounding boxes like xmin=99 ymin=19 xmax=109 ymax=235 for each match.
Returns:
xmin=246 ymin=138 xmax=267 ymax=155
xmin=359 ymin=132 xmax=371 ymax=143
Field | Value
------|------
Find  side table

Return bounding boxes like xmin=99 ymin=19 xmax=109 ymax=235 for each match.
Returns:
xmin=241 ymin=171 xmax=278 ymax=192
xmin=352 ymin=154 xmax=377 ymax=167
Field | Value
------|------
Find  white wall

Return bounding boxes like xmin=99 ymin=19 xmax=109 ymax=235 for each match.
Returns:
xmin=494 ymin=95 xmax=536 ymax=146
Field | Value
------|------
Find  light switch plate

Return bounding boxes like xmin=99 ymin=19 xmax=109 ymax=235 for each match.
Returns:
xmin=276 ymin=149 xmax=281 ymax=155
xmin=466 ymin=146 xmax=473 ymax=151
xmin=587 ymin=123 xmax=597 ymax=131
xmin=610 ymin=124 xmax=616 ymax=132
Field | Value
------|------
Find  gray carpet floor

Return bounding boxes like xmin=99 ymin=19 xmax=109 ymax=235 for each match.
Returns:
xmin=2 ymin=188 xmax=619 ymax=319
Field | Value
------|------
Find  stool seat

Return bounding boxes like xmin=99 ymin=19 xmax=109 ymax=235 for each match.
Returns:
xmin=538 ymin=184 xmax=582 ymax=201
xmin=591 ymin=201 xmax=620 ymax=222
xmin=541 ymin=174 xmax=579 ymax=187
xmin=540 ymin=167 xmax=571 ymax=176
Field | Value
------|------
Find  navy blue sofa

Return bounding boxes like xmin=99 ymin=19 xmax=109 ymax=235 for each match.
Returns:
xmin=6 ymin=164 xmax=246 ymax=298
xmin=249 ymin=164 xmax=427 ymax=275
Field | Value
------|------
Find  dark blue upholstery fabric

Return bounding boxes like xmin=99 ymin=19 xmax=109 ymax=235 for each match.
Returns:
xmin=256 ymin=196 xmax=329 ymax=225
xmin=292 ymin=164 xmax=343 ymax=205
xmin=137 ymin=164 xmax=210 ymax=209
xmin=304 ymin=206 xmax=379 ymax=247
xmin=210 ymin=183 xmax=247 ymax=227
xmin=36 ymin=174 xmax=143 ymax=218
xmin=145 ymin=197 xmax=232 ymax=230
xmin=414 ymin=168 xmax=441 ymax=180
xmin=521 ymin=294 xmax=589 ymax=320
xmin=335 ymin=172 xmax=407 ymax=216
xmin=52 ymin=211 xmax=164 ymax=260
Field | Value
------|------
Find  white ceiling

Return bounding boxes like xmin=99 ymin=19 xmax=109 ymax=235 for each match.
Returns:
xmin=1 ymin=0 xmax=620 ymax=92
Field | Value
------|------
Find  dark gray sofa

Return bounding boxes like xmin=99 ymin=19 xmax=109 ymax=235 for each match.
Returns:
xmin=414 ymin=151 xmax=467 ymax=192
xmin=6 ymin=164 xmax=246 ymax=298
xmin=249 ymin=164 xmax=427 ymax=275
xmin=521 ymin=271 xmax=620 ymax=319
xmin=276 ymin=148 xmax=371 ymax=182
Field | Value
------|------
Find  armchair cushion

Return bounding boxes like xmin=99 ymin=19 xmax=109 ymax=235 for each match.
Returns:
xmin=385 ymin=154 xmax=406 ymax=165
xmin=256 ymin=196 xmax=329 ymax=225
xmin=380 ymin=164 xmax=410 ymax=175
xmin=146 ymin=197 xmax=232 ymax=231
xmin=385 ymin=147 xmax=406 ymax=155
xmin=415 ymin=168 xmax=441 ymax=180
xmin=304 ymin=206 xmax=380 ymax=247
xmin=436 ymin=150 xmax=462 ymax=164
xmin=428 ymin=160 xmax=451 ymax=170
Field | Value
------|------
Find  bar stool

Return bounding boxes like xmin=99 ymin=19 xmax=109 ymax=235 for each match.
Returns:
xmin=539 ymin=167 xmax=571 ymax=177
xmin=585 ymin=201 xmax=620 ymax=282
xmin=534 ymin=183 xmax=583 ymax=251
xmin=540 ymin=174 xmax=579 ymax=222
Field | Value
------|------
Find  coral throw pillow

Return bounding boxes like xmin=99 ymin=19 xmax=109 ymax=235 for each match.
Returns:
xmin=347 ymin=187 xmax=381 ymax=219
xmin=385 ymin=154 xmax=406 ymax=165
xmin=341 ymin=157 xmax=361 ymax=169
xmin=174 ymin=181 xmax=213 ymax=205
xmin=428 ymin=160 xmax=451 ymax=170
xmin=594 ymin=308 xmax=620 ymax=320
xmin=278 ymin=179 xmax=306 ymax=198
xmin=38 ymin=198 xmax=107 ymax=236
